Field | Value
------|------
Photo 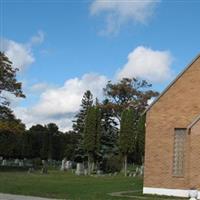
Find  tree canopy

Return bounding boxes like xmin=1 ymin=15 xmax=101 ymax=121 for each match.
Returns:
xmin=103 ymin=78 xmax=158 ymax=121
xmin=0 ymin=52 xmax=25 ymax=106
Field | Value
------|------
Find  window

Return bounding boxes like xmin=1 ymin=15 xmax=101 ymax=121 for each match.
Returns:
xmin=173 ymin=128 xmax=186 ymax=177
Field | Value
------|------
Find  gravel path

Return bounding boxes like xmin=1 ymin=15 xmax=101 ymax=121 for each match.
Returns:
xmin=0 ymin=193 xmax=63 ymax=200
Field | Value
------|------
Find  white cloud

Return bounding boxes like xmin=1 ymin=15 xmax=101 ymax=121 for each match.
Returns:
xmin=14 ymin=107 xmax=74 ymax=132
xmin=0 ymin=39 xmax=35 ymax=71
xmin=0 ymin=31 xmax=44 ymax=71
xmin=28 ymin=31 xmax=45 ymax=47
xmin=90 ymin=0 xmax=160 ymax=35
xmin=30 ymin=82 xmax=52 ymax=92
xmin=13 ymin=74 xmax=108 ymax=131
xmin=117 ymin=46 xmax=173 ymax=83
xmin=33 ymin=73 xmax=107 ymax=116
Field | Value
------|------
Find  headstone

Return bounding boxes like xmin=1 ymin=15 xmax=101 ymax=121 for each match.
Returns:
xmin=135 ymin=167 xmax=139 ymax=175
xmin=19 ymin=160 xmax=24 ymax=167
xmin=113 ymin=172 xmax=118 ymax=176
xmin=28 ymin=167 xmax=34 ymax=173
xmin=41 ymin=160 xmax=48 ymax=174
xmin=2 ymin=159 xmax=7 ymax=166
xmin=75 ymin=163 xmax=84 ymax=175
xmin=97 ymin=170 xmax=103 ymax=175
xmin=65 ymin=160 xmax=72 ymax=169
xmin=139 ymin=165 xmax=144 ymax=176
xmin=84 ymin=169 xmax=88 ymax=176
xmin=61 ymin=158 xmax=66 ymax=171
xmin=14 ymin=159 xmax=20 ymax=165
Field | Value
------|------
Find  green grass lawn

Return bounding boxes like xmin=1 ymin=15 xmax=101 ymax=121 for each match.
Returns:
xmin=0 ymin=170 xmax=186 ymax=200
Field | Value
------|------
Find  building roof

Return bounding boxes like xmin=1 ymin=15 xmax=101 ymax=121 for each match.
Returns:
xmin=144 ymin=53 xmax=200 ymax=114
xmin=188 ymin=114 xmax=200 ymax=130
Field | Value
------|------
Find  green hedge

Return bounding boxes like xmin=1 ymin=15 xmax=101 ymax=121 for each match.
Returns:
xmin=0 ymin=166 xmax=30 ymax=172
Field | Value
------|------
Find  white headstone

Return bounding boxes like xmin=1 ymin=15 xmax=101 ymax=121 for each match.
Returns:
xmin=14 ymin=159 xmax=20 ymax=165
xmin=97 ymin=170 xmax=103 ymax=175
xmin=61 ymin=159 xmax=66 ymax=171
xmin=19 ymin=160 xmax=24 ymax=167
xmin=84 ymin=169 xmax=88 ymax=176
xmin=139 ymin=165 xmax=144 ymax=176
xmin=75 ymin=163 xmax=84 ymax=175
xmin=65 ymin=161 xmax=72 ymax=169
xmin=2 ymin=159 xmax=7 ymax=166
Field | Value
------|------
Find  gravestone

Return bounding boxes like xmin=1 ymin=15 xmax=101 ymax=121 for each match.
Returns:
xmin=139 ymin=165 xmax=144 ymax=176
xmin=75 ymin=163 xmax=84 ymax=175
xmin=14 ymin=159 xmax=20 ymax=165
xmin=2 ymin=159 xmax=7 ymax=166
xmin=97 ymin=170 xmax=103 ymax=175
xmin=19 ymin=160 xmax=24 ymax=167
xmin=66 ymin=160 xmax=72 ymax=169
xmin=41 ymin=160 xmax=48 ymax=174
xmin=28 ymin=167 xmax=34 ymax=173
xmin=84 ymin=169 xmax=88 ymax=176
xmin=61 ymin=158 xmax=66 ymax=171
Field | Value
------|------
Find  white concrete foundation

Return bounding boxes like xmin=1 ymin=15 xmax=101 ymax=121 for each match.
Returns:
xmin=143 ymin=187 xmax=190 ymax=198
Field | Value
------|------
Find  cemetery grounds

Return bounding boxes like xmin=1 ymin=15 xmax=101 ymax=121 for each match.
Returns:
xmin=0 ymin=169 xmax=187 ymax=200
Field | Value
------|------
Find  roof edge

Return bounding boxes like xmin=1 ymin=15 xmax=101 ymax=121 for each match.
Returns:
xmin=144 ymin=53 xmax=200 ymax=114
xmin=188 ymin=114 xmax=200 ymax=130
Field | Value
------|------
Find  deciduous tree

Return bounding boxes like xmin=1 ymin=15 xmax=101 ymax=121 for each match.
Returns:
xmin=0 ymin=52 xmax=25 ymax=106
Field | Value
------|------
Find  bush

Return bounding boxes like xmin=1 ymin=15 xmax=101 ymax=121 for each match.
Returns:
xmin=0 ymin=166 xmax=29 ymax=172
xmin=32 ymin=158 xmax=42 ymax=169
xmin=102 ymin=155 xmax=122 ymax=173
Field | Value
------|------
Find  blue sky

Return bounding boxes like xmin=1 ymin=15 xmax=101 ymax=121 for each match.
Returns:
xmin=1 ymin=0 xmax=200 ymax=131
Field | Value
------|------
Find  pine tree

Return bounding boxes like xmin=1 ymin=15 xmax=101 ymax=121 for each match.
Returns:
xmin=100 ymin=99 xmax=118 ymax=165
xmin=136 ymin=114 xmax=146 ymax=164
xmin=72 ymin=90 xmax=93 ymax=162
xmin=73 ymin=90 xmax=93 ymax=134
xmin=84 ymin=106 xmax=101 ymax=174
xmin=119 ymin=109 xmax=136 ymax=176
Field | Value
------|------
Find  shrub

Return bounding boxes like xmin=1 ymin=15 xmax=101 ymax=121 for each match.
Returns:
xmin=102 ymin=155 xmax=122 ymax=173
xmin=32 ymin=158 xmax=42 ymax=169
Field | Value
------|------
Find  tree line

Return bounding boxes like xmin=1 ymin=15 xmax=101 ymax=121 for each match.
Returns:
xmin=0 ymin=51 xmax=159 ymax=174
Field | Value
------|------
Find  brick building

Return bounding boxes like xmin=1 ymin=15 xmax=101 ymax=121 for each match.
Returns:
xmin=143 ymin=54 xmax=200 ymax=198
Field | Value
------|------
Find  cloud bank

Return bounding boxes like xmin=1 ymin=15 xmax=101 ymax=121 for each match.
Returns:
xmin=0 ymin=31 xmax=44 ymax=71
xmin=14 ymin=45 xmax=173 ymax=131
xmin=14 ymin=74 xmax=108 ymax=131
xmin=117 ymin=46 xmax=173 ymax=83
xmin=90 ymin=0 xmax=160 ymax=35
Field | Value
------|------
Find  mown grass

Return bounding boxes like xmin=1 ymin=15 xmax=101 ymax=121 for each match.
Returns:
xmin=0 ymin=170 xmax=186 ymax=200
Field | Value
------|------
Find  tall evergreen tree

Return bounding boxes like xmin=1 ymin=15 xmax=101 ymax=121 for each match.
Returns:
xmin=73 ymin=90 xmax=93 ymax=162
xmin=84 ymin=106 xmax=101 ymax=174
xmin=46 ymin=123 xmax=59 ymax=159
xmin=119 ymin=109 xmax=136 ymax=176
xmin=99 ymin=99 xmax=118 ymax=165
xmin=136 ymin=114 xmax=146 ymax=164
xmin=73 ymin=90 xmax=93 ymax=134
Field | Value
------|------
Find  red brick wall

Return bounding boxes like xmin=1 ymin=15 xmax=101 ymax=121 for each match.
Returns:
xmin=144 ymin=56 xmax=200 ymax=189
xmin=189 ymin=121 xmax=200 ymax=189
